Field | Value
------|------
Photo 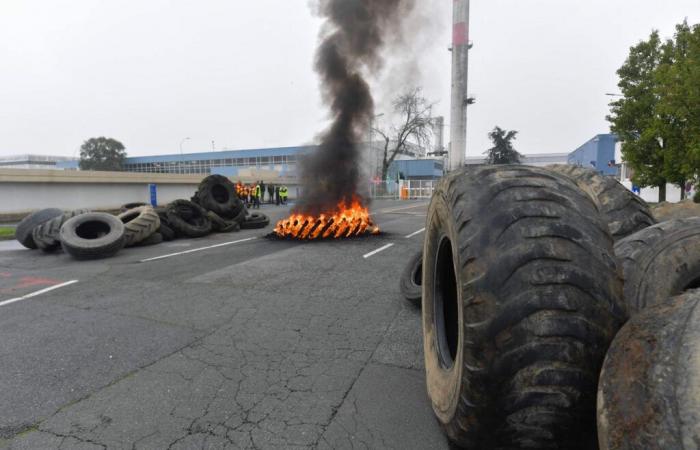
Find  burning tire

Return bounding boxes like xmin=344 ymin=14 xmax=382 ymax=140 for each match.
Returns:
xmin=193 ymin=175 xmax=244 ymax=219
xmin=241 ymin=212 xmax=270 ymax=230
xmin=32 ymin=209 xmax=90 ymax=252
xmin=422 ymin=165 xmax=624 ymax=449
xmin=614 ymin=217 xmax=700 ymax=318
xmin=166 ymin=200 xmax=212 ymax=238
xmin=118 ymin=206 xmax=161 ymax=247
xmin=597 ymin=289 xmax=700 ymax=450
xmin=548 ymin=164 xmax=655 ymax=240
xmin=60 ymin=213 xmax=126 ymax=260
xmin=399 ymin=249 xmax=422 ymax=307
xmin=16 ymin=208 xmax=63 ymax=249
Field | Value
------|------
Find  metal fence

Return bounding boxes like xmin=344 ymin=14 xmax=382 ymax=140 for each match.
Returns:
xmin=368 ymin=179 xmax=438 ymax=200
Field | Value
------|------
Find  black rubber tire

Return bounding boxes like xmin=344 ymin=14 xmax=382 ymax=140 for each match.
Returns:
xmin=120 ymin=202 xmax=148 ymax=213
xmin=399 ymin=249 xmax=422 ymax=307
xmin=614 ymin=217 xmax=700 ymax=319
xmin=134 ymin=232 xmax=163 ymax=247
xmin=231 ymin=205 xmax=247 ymax=225
xmin=32 ymin=209 xmax=90 ymax=252
xmin=118 ymin=206 xmax=161 ymax=247
xmin=597 ymin=289 xmax=700 ymax=450
xmin=158 ymin=222 xmax=176 ymax=241
xmin=422 ymin=165 xmax=624 ymax=449
xmin=60 ymin=213 xmax=126 ymax=260
xmin=193 ymin=175 xmax=244 ymax=219
xmin=166 ymin=200 xmax=212 ymax=238
xmin=16 ymin=208 xmax=63 ymax=249
xmin=548 ymin=164 xmax=656 ymax=240
xmin=240 ymin=212 xmax=270 ymax=230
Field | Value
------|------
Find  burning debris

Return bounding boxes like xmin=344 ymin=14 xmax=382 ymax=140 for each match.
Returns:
xmin=274 ymin=0 xmax=415 ymax=239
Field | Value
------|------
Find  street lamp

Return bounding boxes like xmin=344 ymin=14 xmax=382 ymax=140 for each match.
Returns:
xmin=179 ymin=137 xmax=190 ymax=174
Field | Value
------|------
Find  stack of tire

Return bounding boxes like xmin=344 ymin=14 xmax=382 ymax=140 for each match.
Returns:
xmin=190 ymin=175 xmax=270 ymax=230
xmin=410 ymin=164 xmax=700 ymax=449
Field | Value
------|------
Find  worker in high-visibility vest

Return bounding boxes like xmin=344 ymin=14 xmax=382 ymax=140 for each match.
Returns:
xmin=254 ymin=183 xmax=262 ymax=209
xmin=279 ymin=185 xmax=288 ymax=205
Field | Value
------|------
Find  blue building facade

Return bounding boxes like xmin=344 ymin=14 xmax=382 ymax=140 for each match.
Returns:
xmin=387 ymin=159 xmax=444 ymax=180
xmin=567 ymin=134 xmax=617 ymax=176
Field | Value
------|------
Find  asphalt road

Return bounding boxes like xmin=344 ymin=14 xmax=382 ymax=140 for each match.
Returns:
xmin=0 ymin=200 xmax=449 ymax=450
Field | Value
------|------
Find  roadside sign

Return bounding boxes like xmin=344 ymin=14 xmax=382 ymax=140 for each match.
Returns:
xmin=149 ymin=184 xmax=157 ymax=206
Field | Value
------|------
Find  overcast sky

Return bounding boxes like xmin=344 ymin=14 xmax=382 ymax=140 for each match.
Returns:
xmin=1 ymin=1 xmax=699 ymax=159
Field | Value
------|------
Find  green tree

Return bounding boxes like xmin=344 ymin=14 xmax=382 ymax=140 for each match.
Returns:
xmin=79 ymin=137 xmax=127 ymax=171
xmin=484 ymin=126 xmax=521 ymax=164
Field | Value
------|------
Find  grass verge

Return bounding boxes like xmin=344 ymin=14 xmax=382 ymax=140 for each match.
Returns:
xmin=0 ymin=227 xmax=15 ymax=240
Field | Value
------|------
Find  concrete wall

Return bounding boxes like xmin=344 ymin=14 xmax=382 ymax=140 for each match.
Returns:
xmin=0 ymin=169 xmax=297 ymax=214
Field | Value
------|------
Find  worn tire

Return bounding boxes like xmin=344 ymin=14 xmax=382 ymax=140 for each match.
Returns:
xmin=422 ymin=165 xmax=624 ymax=449
xmin=158 ymin=222 xmax=175 ymax=241
xmin=548 ymin=165 xmax=656 ymax=240
xmin=399 ymin=249 xmax=422 ymax=307
xmin=32 ymin=209 xmax=90 ymax=252
xmin=60 ymin=213 xmax=126 ymax=260
xmin=194 ymin=175 xmax=244 ymax=219
xmin=166 ymin=200 xmax=212 ymax=238
xmin=118 ymin=206 xmax=160 ymax=247
xmin=241 ymin=213 xmax=270 ymax=230
xmin=120 ymin=202 xmax=148 ymax=213
xmin=597 ymin=289 xmax=700 ymax=450
xmin=16 ymin=208 xmax=63 ymax=249
xmin=614 ymin=217 xmax=700 ymax=318
xmin=134 ymin=232 xmax=163 ymax=247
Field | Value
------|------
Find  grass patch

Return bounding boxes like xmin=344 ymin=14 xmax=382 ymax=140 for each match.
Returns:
xmin=0 ymin=227 xmax=15 ymax=240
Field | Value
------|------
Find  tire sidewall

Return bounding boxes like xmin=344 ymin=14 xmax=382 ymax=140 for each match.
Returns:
xmin=423 ymin=193 xmax=464 ymax=425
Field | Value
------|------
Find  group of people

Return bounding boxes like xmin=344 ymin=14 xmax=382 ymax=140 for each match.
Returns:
xmin=235 ymin=180 xmax=288 ymax=209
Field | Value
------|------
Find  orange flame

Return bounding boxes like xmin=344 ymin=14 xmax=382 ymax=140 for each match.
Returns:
xmin=275 ymin=198 xmax=380 ymax=240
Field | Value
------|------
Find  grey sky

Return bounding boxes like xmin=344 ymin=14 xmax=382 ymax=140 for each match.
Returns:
xmin=0 ymin=1 xmax=698 ymax=159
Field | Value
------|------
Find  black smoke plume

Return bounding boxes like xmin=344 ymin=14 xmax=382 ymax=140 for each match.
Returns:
xmin=295 ymin=0 xmax=414 ymax=215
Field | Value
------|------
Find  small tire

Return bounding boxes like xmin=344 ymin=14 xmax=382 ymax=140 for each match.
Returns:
xmin=134 ymin=232 xmax=163 ymax=247
xmin=166 ymin=200 xmax=212 ymax=238
xmin=614 ymin=217 xmax=700 ymax=318
xmin=548 ymin=164 xmax=656 ymax=240
xmin=241 ymin=213 xmax=270 ymax=229
xmin=193 ymin=175 xmax=244 ymax=219
xmin=422 ymin=165 xmax=624 ymax=448
xmin=60 ymin=213 xmax=126 ymax=260
xmin=16 ymin=208 xmax=63 ymax=249
xmin=399 ymin=249 xmax=422 ymax=307
xmin=32 ymin=209 xmax=90 ymax=252
xmin=118 ymin=206 xmax=160 ymax=247
xmin=597 ymin=289 xmax=700 ymax=450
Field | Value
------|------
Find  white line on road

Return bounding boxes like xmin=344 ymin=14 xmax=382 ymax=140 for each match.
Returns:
xmin=140 ymin=237 xmax=257 ymax=262
xmin=405 ymin=228 xmax=426 ymax=239
xmin=0 ymin=280 xmax=79 ymax=308
xmin=376 ymin=203 xmax=429 ymax=214
xmin=363 ymin=243 xmax=395 ymax=259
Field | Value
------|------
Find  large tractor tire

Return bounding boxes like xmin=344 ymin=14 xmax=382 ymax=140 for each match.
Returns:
xmin=166 ymin=200 xmax=212 ymax=238
xmin=60 ymin=213 xmax=126 ymax=260
xmin=548 ymin=164 xmax=655 ymax=240
xmin=597 ymin=289 xmax=700 ymax=450
xmin=422 ymin=165 xmax=624 ymax=449
xmin=399 ymin=249 xmax=422 ymax=307
xmin=120 ymin=202 xmax=148 ymax=213
xmin=118 ymin=206 xmax=160 ymax=247
xmin=16 ymin=208 xmax=63 ymax=249
xmin=614 ymin=217 xmax=700 ymax=318
xmin=193 ymin=175 xmax=244 ymax=219
xmin=32 ymin=209 xmax=90 ymax=252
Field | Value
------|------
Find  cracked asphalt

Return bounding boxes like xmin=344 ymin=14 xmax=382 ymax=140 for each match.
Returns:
xmin=0 ymin=200 xmax=448 ymax=450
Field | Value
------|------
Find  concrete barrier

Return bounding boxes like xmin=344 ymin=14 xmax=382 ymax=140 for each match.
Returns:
xmin=0 ymin=169 xmax=297 ymax=215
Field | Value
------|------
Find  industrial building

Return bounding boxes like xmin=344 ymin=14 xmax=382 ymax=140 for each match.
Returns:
xmin=567 ymin=134 xmax=618 ymax=176
xmin=0 ymin=154 xmax=77 ymax=170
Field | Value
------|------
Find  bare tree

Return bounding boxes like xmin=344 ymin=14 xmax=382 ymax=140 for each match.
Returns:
xmin=373 ymin=88 xmax=434 ymax=183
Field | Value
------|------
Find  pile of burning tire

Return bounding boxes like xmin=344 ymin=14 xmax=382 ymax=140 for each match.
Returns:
xmin=14 ymin=175 xmax=270 ymax=260
xmin=403 ymin=165 xmax=699 ymax=449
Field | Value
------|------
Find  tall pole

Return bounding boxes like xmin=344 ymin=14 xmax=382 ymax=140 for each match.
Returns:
xmin=449 ymin=0 xmax=470 ymax=171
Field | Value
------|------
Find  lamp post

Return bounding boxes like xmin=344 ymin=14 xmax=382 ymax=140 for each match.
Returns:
xmin=179 ymin=137 xmax=190 ymax=174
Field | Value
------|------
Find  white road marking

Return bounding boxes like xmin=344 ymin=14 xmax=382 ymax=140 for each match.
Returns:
xmin=0 ymin=280 xmax=79 ymax=308
xmin=363 ymin=243 xmax=395 ymax=259
xmin=376 ymin=203 xmax=428 ymax=214
xmin=405 ymin=228 xmax=426 ymax=239
xmin=140 ymin=237 xmax=257 ymax=262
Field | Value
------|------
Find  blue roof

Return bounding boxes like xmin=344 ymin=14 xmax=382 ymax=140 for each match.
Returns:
xmin=125 ymin=145 xmax=316 ymax=164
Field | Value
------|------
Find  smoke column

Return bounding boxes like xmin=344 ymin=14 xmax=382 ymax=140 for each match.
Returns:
xmin=296 ymin=0 xmax=415 ymax=215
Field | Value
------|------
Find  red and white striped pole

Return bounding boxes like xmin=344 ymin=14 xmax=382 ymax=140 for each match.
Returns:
xmin=449 ymin=0 xmax=470 ymax=171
